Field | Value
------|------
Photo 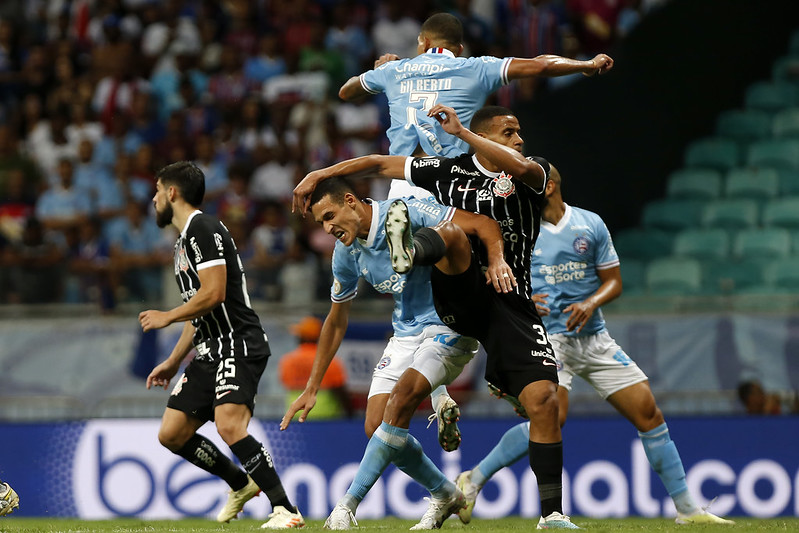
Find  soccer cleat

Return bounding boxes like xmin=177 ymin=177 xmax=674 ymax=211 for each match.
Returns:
xmin=488 ymin=382 xmax=529 ymax=419
xmin=385 ymin=199 xmax=415 ymax=274
xmin=217 ymin=475 xmax=261 ymax=522
xmin=427 ymin=396 xmax=461 ymax=452
xmin=260 ymin=506 xmax=306 ymax=529
xmin=536 ymin=511 xmax=580 ymax=529
xmin=455 ymin=471 xmax=480 ymax=524
xmin=0 ymin=482 xmax=19 ymax=517
xmin=410 ymin=489 xmax=466 ymax=530
xmin=675 ymin=510 xmax=735 ymax=525
xmin=324 ymin=503 xmax=358 ymax=530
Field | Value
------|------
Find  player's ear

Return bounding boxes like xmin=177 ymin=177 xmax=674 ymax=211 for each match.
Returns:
xmin=456 ymin=44 xmax=464 ymax=57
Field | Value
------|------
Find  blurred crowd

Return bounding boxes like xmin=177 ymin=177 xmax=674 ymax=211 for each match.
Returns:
xmin=0 ymin=0 xmax=663 ymax=309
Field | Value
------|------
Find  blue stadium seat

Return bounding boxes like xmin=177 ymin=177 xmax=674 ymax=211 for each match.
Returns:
xmin=744 ymin=81 xmax=799 ymax=113
xmin=701 ymin=199 xmax=759 ymax=230
xmin=747 ymin=139 xmax=799 ymax=170
xmin=732 ymin=227 xmax=792 ymax=259
xmin=612 ymin=228 xmax=674 ymax=261
xmin=772 ymin=107 xmax=799 ymax=139
xmin=645 ymin=257 xmax=702 ymax=295
xmin=673 ymin=228 xmax=730 ymax=260
xmin=666 ymin=168 xmax=722 ymax=200
xmin=642 ymin=199 xmax=706 ymax=232
xmin=724 ymin=167 xmax=780 ymax=200
xmin=684 ymin=137 xmax=740 ymax=172
xmin=715 ymin=109 xmax=772 ymax=148
xmin=762 ymin=196 xmax=799 ymax=228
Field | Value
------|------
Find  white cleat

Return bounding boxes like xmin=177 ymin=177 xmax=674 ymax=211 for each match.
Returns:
xmin=410 ymin=489 xmax=466 ymax=530
xmin=427 ymin=396 xmax=461 ymax=452
xmin=676 ymin=510 xmax=735 ymax=525
xmin=324 ymin=503 xmax=358 ymax=530
xmin=536 ymin=511 xmax=580 ymax=529
xmin=0 ymin=482 xmax=19 ymax=517
xmin=217 ymin=475 xmax=261 ymax=522
xmin=455 ymin=471 xmax=480 ymax=524
xmin=260 ymin=506 xmax=306 ymax=529
xmin=385 ymin=199 xmax=415 ymax=274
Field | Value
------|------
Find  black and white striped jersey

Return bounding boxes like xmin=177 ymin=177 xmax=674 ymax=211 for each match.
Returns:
xmin=405 ymin=153 xmax=549 ymax=299
xmin=173 ymin=210 xmax=269 ymax=361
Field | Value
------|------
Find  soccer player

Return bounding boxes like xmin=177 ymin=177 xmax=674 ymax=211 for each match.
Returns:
xmin=0 ymin=479 xmax=19 ymax=517
xmin=293 ymin=105 xmax=577 ymax=529
xmin=453 ymin=166 xmax=734 ymax=526
xmin=280 ymin=177 xmax=515 ymax=530
xmin=138 ymin=162 xmax=303 ymax=529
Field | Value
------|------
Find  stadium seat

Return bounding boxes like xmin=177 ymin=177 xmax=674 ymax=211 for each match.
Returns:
xmin=612 ymin=228 xmax=674 ymax=261
xmin=724 ymin=167 xmax=780 ymax=200
xmin=772 ymin=55 xmax=799 ymax=85
xmin=772 ymin=107 xmax=799 ymax=139
xmin=762 ymin=196 xmax=799 ymax=228
xmin=641 ymin=199 xmax=706 ymax=232
xmin=744 ymin=81 xmax=799 ymax=113
xmin=764 ymin=257 xmax=799 ymax=290
xmin=684 ymin=137 xmax=740 ymax=172
xmin=666 ymin=168 xmax=722 ymax=200
xmin=715 ymin=109 xmax=772 ymax=148
xmin=792 ymin=232 xmax=799 ymax=254
xmin=732 ymin=227 xmax=792 ymax=259
xmin=701 ymin=199 xmax=759 ymax=230
xmin=702 ymin=259 xmax=763 ymax=294
xmin=619 ymin=258 xmax=646 ymax=295
xmin=747 ymin=139 xmax=799 ymax=170
xmin=673 ymin=228 xmax=730 ymax=260
xmin=645 ymin=257 xmax=702 ymax=295
xmin=776 ymin=168 xmax=799 ymax=194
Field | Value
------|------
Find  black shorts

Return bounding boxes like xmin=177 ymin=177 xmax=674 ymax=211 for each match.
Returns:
xmin=431 ymin=253 xmax=557 ymax=398
xmin=167 ymin=352 xmax=269 ymax=422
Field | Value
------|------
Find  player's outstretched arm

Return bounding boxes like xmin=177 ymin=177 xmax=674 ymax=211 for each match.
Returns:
xmin=280 ymin=301 xmax=353 ymax=430
xmin=507 ymin=53 xmax=613 ymax=79
xmin=139 ymin=265 xmax=226 ymax=331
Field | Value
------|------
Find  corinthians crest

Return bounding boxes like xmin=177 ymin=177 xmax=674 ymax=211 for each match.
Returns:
xmin=492 ymin=172 xmax=515 ymax=197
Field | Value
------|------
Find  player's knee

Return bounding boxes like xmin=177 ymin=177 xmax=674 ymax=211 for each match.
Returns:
xmin=215 ymin=419 xmax=246 ymax=445
xmin=158 ymin=428 xmax=186 ymax=452
xmin=637 ymin=405 xmax=665 ymax=432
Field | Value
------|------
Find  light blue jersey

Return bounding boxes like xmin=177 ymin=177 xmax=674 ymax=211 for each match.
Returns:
xmin=531 ymin=204 xmax=619 ymax=336
xmin=360 ymin=48 xmax=511 ymax=157
xmin=331 ymin=197 xmax=455 ymax=336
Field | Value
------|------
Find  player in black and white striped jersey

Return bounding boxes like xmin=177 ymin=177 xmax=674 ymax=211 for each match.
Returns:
xmin=139 ymin=161 xmax=303 ymax=529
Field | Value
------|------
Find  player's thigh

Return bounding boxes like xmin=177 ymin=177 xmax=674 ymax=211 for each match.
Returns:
xmin=167 ymin=361 xmax=216 ymax=423
xmin=365 ymin=393 xmax=389 ymax=437
xmin=409 ymin=325 xmax=479 ymax=391
xmin=368 ymin=335 xmax=416 ymax=397
xmin=577 ymin=331 xmax=648 ymax=400
xmin=212 ymin=354 xmax=269 ymax=415
xmin=158 ymin=407 xmax=206 ymax=450
xmin=550 ymin=334 xmax=581 ymax=393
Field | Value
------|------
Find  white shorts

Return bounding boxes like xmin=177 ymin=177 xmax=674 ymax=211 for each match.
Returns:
xmin=552 ymin=330 xmax=648 ymax=399
xmin=368 ymin=325 xmax=479 ymax=398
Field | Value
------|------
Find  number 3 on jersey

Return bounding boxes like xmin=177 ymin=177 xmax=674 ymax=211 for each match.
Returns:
xmin=405 ymin=91 xmax=438 ymax=129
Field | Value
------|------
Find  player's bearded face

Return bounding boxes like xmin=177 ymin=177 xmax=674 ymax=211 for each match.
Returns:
xmin=155 ymin=201 xmax=173 ymax=228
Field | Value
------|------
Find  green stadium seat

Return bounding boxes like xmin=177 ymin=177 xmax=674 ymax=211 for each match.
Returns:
xmin=642 ymin=199 xmax=706 ymax=232
xmin=744 ymin=81 xmax=799 ymax=113
xmin=702 ymin=259 xmax=764 ymax=294
xmin=775 ymin=168 xmax=799 ymax=194
xmin=645 ymin=257 xmax=702 ymax=295
xmin=772 ymin=55 xmax=799 ymax=85
xmin=684 ymin=137 xmax=740 ymax=172
xmin=764 ymin=257 xmax=799 ymax=290
xmin=792 ymin=232 xmax=799 ymax=254
xmin=772 ymin=107 xmax=799 ymax=139
xmin=701 ymin=199 xmax=759 ymax=230
xmin=666 ymin=168 xmax=723 ymax=200
xmin=762 ymin=196 xmax=799 ymax=228
xmin=619 ymin=258 xmax=646 ymax=295
xmin=747 ymin=139 xmax=799 ymax=170
xmin=724 ymin=167 xmax=780 ymax=200
xmin=733 ymin=227 xmax=792 ymax=259
xmin=715 ymin=109 xmax=772 ymax=147
xmin=673 ymin=228 xmax=730 ymax=260
xmin=612 ymin=228 xmax=674 ymax=261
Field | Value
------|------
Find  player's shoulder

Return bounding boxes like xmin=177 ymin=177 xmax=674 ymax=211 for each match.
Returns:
xmin=186 ymin=212 xmax=219 ymax=233
xmin=466 ymin=55 xmax=505 ymax=65
xmin=568 ymin=205 xmax=607 ymax=233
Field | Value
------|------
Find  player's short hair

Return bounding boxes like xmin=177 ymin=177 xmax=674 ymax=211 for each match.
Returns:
xmin=420 ymin=13 xmax=463 ymax=48
xmin=471 ymin=106 xmax=516 ymax=133
xmin=157 ymin=161 xmax=205 ymax=207
xmin=309 ymin=177 xmax=356 ymax=209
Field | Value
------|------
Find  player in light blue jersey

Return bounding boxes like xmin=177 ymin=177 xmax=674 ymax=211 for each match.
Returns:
xmin=280 ymin=177 xmax=515 ymax=530
xmin=454 ymin=167 xmax=734 ymax=526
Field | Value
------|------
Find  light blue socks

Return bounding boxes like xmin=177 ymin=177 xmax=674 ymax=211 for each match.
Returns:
xmin=473 ymin=422 xmax=529 ymax=486
xmin=639 ymin=422 xmax=699 ymax=515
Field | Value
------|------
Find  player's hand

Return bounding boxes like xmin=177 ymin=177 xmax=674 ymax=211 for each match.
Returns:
xmin=531 ymin=293 xmax=550 ymax=316
xmin=583 ymin=54 xmax=614 ymax=76
xmin=564 ymin=300 xmax=596 ymax=332
xmin=374 ymin=53 xmax=400 ymax=68
xmin=280 ymin=388 xmax=318 ymax=430
xmin=292 ymin=170 xmax=323 ymax=215
xmin=484 ymin=261 xmax=516 ymax=293
xmin=139 ymin=310 xmax=170 ymax=332
xmin=428 ymin=104 xmax=465 ymax=136
xmin=146 ymin=360 xmax=179 ymax=390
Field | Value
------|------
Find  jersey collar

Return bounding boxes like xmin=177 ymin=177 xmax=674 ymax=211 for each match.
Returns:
xmin=425 ymin=47 xmax=456 ymax=58
xmin=541 ymin=203 xmax=572 ymax=234
xmin=359 ymin=199 xmax=380 ymax=247
xmin=472 ymin=154 xmax=500 ymax=177
xmin=181 ymin=209 xmax=203 ymax=237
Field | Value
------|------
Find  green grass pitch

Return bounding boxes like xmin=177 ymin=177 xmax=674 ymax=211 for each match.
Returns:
xmin=1 ymin=517 xmax=798 ymax=532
